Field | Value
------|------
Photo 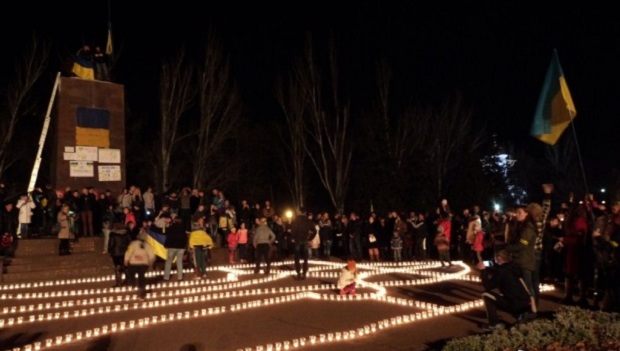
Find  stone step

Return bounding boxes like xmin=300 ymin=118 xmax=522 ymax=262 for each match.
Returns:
xmin=12 ymin=237 xmax=103 ymax=257
xmin=1 ymin=265 xmax=113 ymax=283
xmin=0 ymin=239 xmax=249 ymax=284
xmin=4 ymin=252 xmax=113 ymax=274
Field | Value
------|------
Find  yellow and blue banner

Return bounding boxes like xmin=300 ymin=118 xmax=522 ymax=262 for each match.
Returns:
xmin=530 ymin=49 xmax=577 ymax=145
xmin=145 ymin=229 xmax=168 ymax=260
xmin=76 ymin=107 xmax=110 ymax=148
xmin=71 ymin=55 xmax=95 ymax=80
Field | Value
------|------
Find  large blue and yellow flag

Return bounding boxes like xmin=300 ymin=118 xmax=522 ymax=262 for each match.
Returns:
xmin=530 ymin=49 xmax=577 ymax=145
xmin=76 ymin=107 xmax=110 ymax=147
xmin=145 ymin=229 xmax=168 ymax=260
xmin=71 ymin=55 xmax=95 ymax=80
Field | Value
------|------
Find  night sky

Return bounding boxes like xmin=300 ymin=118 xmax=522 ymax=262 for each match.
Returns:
xmin=5 ymin=2 xmax=620 ymax=190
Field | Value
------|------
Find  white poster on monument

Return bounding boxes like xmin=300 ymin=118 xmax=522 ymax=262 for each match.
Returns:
xmin=69 ymin=161 xmax=94 ymax=177
xmin=98 ymin=148 xmax=121 ymax=163
xmin=74 ymin=146 xmax=99 ymax=161
xmin=98 ymin=165 xmax=122 ymax=181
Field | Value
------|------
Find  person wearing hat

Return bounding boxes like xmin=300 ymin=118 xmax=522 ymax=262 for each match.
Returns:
xmin=337 ymin=258 xmax=359 ymax=296
xmin=478 ymin=249 xmax=535 ymax=331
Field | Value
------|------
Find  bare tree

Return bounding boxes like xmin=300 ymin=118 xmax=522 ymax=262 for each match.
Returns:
xmin=357 ymin=61 xmax=432 ymax=210
xmin=193 ymin=31 xmax=242 ymax=190
xmin=275 ymin=66 xmax=308 ymax=211
xmin=157 ymin=48 xmax=195 ymax=192
xmin=372 ymin=60 xmax=425 ymax=169
xmin=299 ymin=37 xmax=353 ymax=213
xmin=0 ymin=33 xmax=50 ymax=180
xmin=416 ymin=93 xmax=484 ymax=200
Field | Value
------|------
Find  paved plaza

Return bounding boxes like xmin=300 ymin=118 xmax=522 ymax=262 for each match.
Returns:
xmin=0 ymin=258 xmax=562 ymax=351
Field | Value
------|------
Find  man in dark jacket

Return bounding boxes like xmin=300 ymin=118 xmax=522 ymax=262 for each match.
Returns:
xmin=163 ymin=216 xmax=188 ymax=281
xmin=479 ymin=249 xmax=535 ymax=331
xmin=108 ymin=228 xmax=131 ymax=287
xmin=290 ymin=207 xmax=316 ymax=280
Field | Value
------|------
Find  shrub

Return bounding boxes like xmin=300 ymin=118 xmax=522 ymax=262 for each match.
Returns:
xmin=443 ymin=307 xmax=620 ymax=351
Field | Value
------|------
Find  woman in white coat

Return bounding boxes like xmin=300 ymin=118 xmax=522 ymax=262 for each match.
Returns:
xmin=16 ymin=194 xmax=35 ymax=239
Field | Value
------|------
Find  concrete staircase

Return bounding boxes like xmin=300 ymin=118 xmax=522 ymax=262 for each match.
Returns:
xmin=1 ymin=237 xmax=233 ymax=284
xmin=1 ymin=237 xmax=113 ymax=283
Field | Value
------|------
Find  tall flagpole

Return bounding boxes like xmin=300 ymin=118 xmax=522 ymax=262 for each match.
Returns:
xmin=558 ymin=48 xmax=589 ymax=199
xmin=567 ymin=110 xmax=591 ymax=201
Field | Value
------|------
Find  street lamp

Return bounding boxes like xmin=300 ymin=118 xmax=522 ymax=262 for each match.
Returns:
xmin=285 ymin=210 xmax=293 ymax=220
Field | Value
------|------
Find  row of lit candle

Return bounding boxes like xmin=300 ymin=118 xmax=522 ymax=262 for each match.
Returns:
xmin=0 ymin=259 xmax=464 ymax=292
xmin=2 ymin=260 xmax=555 ymax=351
xmin=3 ymin=262 xmax=464 ymax=313
xmin=0 ymin=269 xmax=428 ymax=329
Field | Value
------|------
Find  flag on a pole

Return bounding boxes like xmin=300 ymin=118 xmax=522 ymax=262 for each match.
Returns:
xmin=530 ymin=49 xmax=577 ymax=145
xmin=105 ymin=22 xmax=113 ymax=56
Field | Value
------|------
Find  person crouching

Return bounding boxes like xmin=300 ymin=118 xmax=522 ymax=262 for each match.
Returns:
xmin=337 ymin=259 xmax=359 ymax=296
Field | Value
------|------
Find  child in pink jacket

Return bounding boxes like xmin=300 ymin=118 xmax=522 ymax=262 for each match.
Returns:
xmin=227 ymin=227 xmax=239 ymax=264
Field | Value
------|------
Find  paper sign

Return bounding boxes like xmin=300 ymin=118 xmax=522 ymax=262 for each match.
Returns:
xmin=98 ymin=165 xmax=122 ymax=181
xmin=70 ymin=161 xmax=94 ymax=177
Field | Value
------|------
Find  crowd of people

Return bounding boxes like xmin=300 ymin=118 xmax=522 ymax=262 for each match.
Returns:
xmin=0 ymin=183 xmax=618 ymax=315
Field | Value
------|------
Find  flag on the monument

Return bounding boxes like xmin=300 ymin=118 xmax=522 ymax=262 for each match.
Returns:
xmin=76 ymin=107 xmax=110 ymax=148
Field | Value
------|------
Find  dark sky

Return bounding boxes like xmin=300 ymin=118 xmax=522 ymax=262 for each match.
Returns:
xmin=6 ymin=2 xmax=620 ymax=188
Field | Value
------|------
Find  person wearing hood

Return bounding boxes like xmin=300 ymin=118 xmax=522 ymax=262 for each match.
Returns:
xmin=478 ymin=249 xmax=536 ymax=331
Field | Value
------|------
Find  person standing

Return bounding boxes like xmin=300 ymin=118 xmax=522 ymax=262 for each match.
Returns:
xmin=435 ymin=212 xmax=453 ymax=267
xmin=228 ymin=227 xmax=239 ymax=264
xmin=253 ymin=218 xmax=275 ymax=274
xmin=124 ymin=236 xmax=155 ymax=300
xmin=505 ymin=204 xmax=538 ymax=309
xmin=108 ymin=226 xmax=130 ymax=287
xmin=365 ymin=215 xmax=380 ymax=262
xmin=557 ymin=203 xmax=590 ymax=307
xmin=290 ymin=207 xmax=316 ymax=280
xmin=101 ymin=204 xmax=115 ymax=254
xmin=391 ymin=231 xmax=403 ymax=262
xmin=93 ymin=45 xmax=110 ymax=81
xmin=163 ymin=216 xmax=188 ymax=281
xmin=188 ymin=218 xmax=213 ymax=279
xmin=57 ymin=205 xmax=74 ymax=256
xmin=78 ymin=187 xmax=96 ymax=237
xmin=142 ymin=187 xmax=156 ymax=217
xmin=16 ymin=194 xmax=35 ymax=239
xmin=179 ymin=187 xmax=192 ymax=231
xmin=237 ymin=222 xmax=249 ymax=263
xmin=347 ymin=212 xmax=363 ymax=262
